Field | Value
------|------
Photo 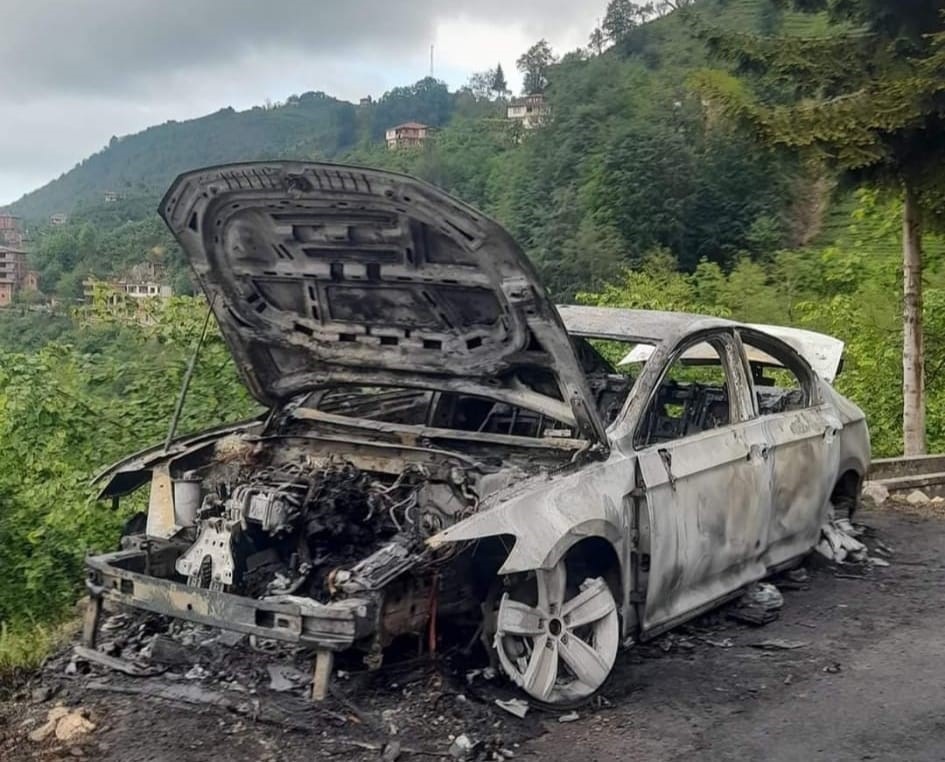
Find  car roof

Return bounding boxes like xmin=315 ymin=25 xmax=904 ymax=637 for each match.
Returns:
xmin=556 ymin=305 xmax=845 ymax=382
xmin=557 ymin=305 xmax=734 ymax=343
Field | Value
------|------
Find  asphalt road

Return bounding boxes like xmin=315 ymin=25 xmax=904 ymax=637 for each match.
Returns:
xmin=3 ymin=504 xmax=944 ymax=761
xmin=524 ymin=505 xmax=945 ymax=761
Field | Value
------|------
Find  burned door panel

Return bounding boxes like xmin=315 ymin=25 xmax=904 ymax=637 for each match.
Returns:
xmin=737 ymin=330 xmax=841 ymax=569
xmin=638 ymin=425 xmax=769 ymax=633
xmin=634 ymin=331 xmax=771 ymax=635
xmin=760 ymin=406 xmax=839 ymax=567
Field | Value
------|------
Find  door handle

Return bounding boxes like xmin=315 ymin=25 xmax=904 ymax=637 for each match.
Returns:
xmin=824 ymin=417 xmax=842 ymax=440
xmin=657 ymin=448 xmax=677 ymax=490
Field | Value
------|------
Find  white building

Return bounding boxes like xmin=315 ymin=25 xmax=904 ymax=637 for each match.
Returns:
xmin=507 ymin=94 xmax=550 ymax=129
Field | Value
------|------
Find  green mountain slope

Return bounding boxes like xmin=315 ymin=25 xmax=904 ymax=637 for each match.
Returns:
xmin=6 ymin=95 xmax=358 ymax=221
xmin=5 ymin=77 xmax=458 ymax=222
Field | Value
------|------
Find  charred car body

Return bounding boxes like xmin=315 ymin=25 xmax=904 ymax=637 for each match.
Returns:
xmin=86 ymin=162 xmax=870 ymax=704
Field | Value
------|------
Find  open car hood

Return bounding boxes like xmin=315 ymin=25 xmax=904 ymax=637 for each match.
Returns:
xmin=160 ymin=162 xmax=607 ymax=445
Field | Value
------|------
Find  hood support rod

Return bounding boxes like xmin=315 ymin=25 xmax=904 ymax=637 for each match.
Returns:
xmin=164 ymin=294 xmax=217 ymax=453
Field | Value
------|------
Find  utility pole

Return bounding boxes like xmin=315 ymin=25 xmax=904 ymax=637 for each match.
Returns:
xmin=430 ymin=44 xmax=434 ymax=77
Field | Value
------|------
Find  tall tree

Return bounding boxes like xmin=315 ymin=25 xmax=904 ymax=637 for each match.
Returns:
xmin=695 ymin=1 xmax=945 ymax=455
xmin=491 ymin=64 xmax=509 ymax=98
xmin=602 ymin=0 xmax=639 ymax=43
xmin=465 ymin=69 xmax=497 ymax=99
xmin=516 ymin=40 xmax=557 ymax=94
xmin=602 ymin=0 xmax=656 ymax=43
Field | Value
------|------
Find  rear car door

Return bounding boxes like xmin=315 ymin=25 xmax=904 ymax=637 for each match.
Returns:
xmin=737 ymin=329 xmax=841 ymax=569
xmin=636 ymin=331 xmax=773 ymax=635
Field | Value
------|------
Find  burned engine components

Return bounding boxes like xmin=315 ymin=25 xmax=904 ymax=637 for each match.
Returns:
xmin=175 ymin=516 xmax=240 ymax=590
xmin=231 ymin=483 xmax=301 ymax=535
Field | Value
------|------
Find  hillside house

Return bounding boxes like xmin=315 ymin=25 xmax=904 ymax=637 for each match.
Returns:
xmin=507 ymin=94 xmax=549 ymax=129
xmin=0 ymin=246 xmax=38 ymax=307
xmin=386 ymin=122 xmax=429 ymax=150
xmin=83 ymin=262 xmax=173 ymax=304
xmin=50 ymin=213 xmax=69 ymax=225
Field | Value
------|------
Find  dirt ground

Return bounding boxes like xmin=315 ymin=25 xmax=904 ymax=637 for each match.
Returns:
xmin=2 ymin=503 xmax=944 ymax=761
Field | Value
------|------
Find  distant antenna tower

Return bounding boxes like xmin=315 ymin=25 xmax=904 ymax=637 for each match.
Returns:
xmin=430 ymin=44 xmax=435 ymax=77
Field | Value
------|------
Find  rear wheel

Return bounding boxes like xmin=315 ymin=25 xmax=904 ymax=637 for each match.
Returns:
xmin=494 ymin=559 xmax=619 ymax=704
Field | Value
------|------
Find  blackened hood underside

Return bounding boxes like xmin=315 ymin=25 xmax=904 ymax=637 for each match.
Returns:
xmin=160 ymin=162 xmax=607 ymax=445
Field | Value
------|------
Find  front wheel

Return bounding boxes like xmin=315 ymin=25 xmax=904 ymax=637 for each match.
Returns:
xmin=493 ymin=559 xmax=619 ymax=704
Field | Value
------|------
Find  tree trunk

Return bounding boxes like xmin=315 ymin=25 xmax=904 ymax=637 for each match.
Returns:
xmin=902 ymin=183 xmax=926 ymax=456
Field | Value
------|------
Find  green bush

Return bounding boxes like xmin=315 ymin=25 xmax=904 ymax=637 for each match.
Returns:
xmin=0 ymin=294 xmax=258 ymax=631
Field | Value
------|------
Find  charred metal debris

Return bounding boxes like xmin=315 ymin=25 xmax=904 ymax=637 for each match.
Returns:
xmin=175 ymin=458 xmax=470 ymax=602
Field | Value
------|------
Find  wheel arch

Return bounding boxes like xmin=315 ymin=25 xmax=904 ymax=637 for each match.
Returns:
xmin=427 ymin=476 xmax=628 ymax=577
xmin=500 ymin=517 xmax=624 ymax=575
xmin=831 ymin=465 xmax=865 ymax=518
xmin=554 ymin=533 xmax=625 ymax=612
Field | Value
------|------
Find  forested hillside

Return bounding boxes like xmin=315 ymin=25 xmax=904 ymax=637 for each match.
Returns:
xmin=5 ymin=78 xmax=461 ymax=223
xmin=3 ymin=0 xmax=945 ymax=669
xmin=14 ymin=0 xmax=842 ymax=301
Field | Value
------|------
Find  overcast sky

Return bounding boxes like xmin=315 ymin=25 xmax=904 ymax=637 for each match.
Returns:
xmin=0 ymin=0 xmax=608 ymax=206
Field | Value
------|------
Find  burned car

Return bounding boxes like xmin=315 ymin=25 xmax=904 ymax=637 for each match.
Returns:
xmin=85 ymin=162 xmax=870 ymax=705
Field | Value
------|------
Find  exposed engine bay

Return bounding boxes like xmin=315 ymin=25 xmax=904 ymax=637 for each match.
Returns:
xmin=89 ymin=334 xmax=627 ymax=664
xmin=173 ymin=454 xmax=478 ymax=606
xmin=165 ymin=341 xmax=632 ymax=615
xmin=88 ymin=383 xmax=584 ymax=662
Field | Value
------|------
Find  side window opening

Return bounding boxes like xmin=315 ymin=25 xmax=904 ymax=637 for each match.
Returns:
xmin=739 ymin=334 xmax=812 ymax=414
xmin=636 ymin=338 xmax=732 ymax=448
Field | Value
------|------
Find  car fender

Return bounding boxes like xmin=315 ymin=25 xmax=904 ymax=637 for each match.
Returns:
xmin=821 ymin=381 xmax=871 ymax=481
xmin=427 ymin=459 xmax=629 ymax=574
xmin=93 ymin=418 xmax=264 ymax=498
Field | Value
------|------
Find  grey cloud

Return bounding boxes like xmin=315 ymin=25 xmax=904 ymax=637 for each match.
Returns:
xmin=450 ymin=0 xmax=604 ymax=39
xmin=0 ymin=0 xmax=605 ymax=203
xmin=3 ymin=1 xmax=434 ymax=98
xmin=2 ymin=1 xmax=593 ymax=98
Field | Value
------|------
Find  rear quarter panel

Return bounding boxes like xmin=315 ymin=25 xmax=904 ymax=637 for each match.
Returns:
xmin=823 ymin=382 xmax=871 ymax=480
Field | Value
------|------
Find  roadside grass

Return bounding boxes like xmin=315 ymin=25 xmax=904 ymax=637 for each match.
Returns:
xmin=0 ymin=618 xmax=79 ymax=686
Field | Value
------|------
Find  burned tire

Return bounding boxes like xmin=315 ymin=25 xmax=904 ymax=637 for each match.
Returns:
xmin=493 ymin=559 xmax=619 ymax=705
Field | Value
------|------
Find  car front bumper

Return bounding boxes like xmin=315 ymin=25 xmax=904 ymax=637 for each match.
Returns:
xmin=84 ymin=542 xmax=377 ymax=650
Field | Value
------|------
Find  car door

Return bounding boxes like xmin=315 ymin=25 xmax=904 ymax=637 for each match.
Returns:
xmin=737 ymin=329 xmax=841 ymax=569
xmin=636 ymin=330 xmax=773 ymax=636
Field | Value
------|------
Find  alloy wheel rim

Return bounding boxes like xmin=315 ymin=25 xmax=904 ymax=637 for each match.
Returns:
xmin=494 ymin=560 xmax=619 ymax=704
